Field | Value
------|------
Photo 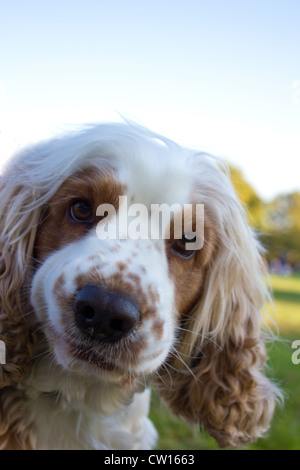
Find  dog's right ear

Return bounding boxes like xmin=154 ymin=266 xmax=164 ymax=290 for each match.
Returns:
xmin=0 ymin=180 xmax=39 ymax=388
xmin=153 ymin=159 xmax=282 ymax=448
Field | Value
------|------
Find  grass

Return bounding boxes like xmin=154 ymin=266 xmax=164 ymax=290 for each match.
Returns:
xmin=268 ymin=275 xmax=300 ymax=333
xmin=149 ymin=275 xmax=300 ymax=450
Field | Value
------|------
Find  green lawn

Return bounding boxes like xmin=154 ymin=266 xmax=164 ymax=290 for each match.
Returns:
xmin=150 ymin=275 xmax=300 ymax=450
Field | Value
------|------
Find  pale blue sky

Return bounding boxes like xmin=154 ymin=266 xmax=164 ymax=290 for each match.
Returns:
xmin=0 ymin=0 xmax=299 ymax=200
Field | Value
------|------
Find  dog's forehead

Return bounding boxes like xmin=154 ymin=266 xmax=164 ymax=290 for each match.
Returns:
xmin=113 ymin=146 xmax=194 ymax=206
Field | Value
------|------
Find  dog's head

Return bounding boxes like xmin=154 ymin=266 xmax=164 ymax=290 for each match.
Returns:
xmin=0 ymin=122 xmax=280 ymax=447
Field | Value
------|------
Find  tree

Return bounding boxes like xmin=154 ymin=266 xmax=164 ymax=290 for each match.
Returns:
xmin=262 ymin=191 xmax=300 ymax=267
xmin=229 ymin=165 xmax=266 ymax=229
xmin=229 ymin=165 xmax=300 ymax=267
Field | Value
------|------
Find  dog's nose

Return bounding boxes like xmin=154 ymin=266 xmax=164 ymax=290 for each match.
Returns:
xmin=73 ymin=284 xmax=140 ymax=343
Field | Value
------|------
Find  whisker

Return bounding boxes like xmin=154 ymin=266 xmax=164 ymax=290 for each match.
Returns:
xmin=153 ymin=363 xmax=173 ymax=391
xmin=176 ymin=325 xmax=222 ymax=349
xmin=168 ymin=346 xmax=200 ymax=382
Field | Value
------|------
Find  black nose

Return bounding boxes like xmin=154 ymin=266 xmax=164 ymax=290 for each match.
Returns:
xmin=73 ymin=284 xmax=140 ymax=343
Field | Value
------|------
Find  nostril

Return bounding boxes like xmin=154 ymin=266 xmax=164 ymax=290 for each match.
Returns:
xmin=74 ymin=299 xmax=97 ymax=332
xmin=79 ymin=305 xmax=95 ymax=321
xmin=109 ymin=312 xmax=138 ymax=335
xmin=110 ymin=318 xmax=125 ymax=333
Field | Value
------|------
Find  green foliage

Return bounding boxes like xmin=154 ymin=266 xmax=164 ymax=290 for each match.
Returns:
xmin=229 ymin=164 xmax=300 ymax=266
xmin=266 ymin=192 xmax=300 ymax=232
xmin=229 ymin=165 xmax=266 ymax=229
xmin=261 ymin=192 xmax=300 ymax=266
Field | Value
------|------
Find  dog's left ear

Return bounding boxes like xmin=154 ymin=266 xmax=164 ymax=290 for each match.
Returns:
xmin=0 ymin=180 xmax=39 ymax=388
xmin=154 ymin=177 xmax=282 ymax=448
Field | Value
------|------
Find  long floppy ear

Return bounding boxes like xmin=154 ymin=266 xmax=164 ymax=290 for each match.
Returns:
xmin=154 ymin=165 xmax=281 ymax=448
xmin=0 ymin=177 xmax=40 ymax=388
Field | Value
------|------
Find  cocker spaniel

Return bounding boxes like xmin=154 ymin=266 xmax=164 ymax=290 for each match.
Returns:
xmin=0 ymin=122 xmax=280 ymax=450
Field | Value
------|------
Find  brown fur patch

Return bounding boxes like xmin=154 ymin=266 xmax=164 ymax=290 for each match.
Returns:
xmin=116 ymin=262 xmax=126 ymax=271
xmin=53 ymin=273 xmax=66 ymax=294
xmin=110 ymin=245 xmax=121 ymax=254
xmin=166 ymin=204 xmax=217 ymax=316
xmin=151 ymin=319 xmax=164 ymax=340
xmin=148 ymin=287 xmax=160 ymax=305
xmin=34 ymin=168 xmax=126 ymax=262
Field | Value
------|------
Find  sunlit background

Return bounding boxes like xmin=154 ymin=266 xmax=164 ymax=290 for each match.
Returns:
xmin=1 ymin=0 xmax=300 ymax=200
xmin=0 ymin=0 xmax=300 ymax=450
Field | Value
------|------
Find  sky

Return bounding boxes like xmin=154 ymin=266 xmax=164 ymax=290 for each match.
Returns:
xmin=0 ymin=0 xmax=299 ymax=201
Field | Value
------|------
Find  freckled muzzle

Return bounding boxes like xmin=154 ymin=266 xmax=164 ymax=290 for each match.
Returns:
xmin=73 ymin=284 xmax=141 ymax=343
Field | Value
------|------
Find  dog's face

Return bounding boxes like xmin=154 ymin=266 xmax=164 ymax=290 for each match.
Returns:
xmin=1 ymin=124 xmax=280 ymax=448
xmin=31 ymin=158 xmax=215 ymax=383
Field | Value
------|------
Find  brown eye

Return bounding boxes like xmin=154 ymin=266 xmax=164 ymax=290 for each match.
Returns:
xmin=172 ymin=234 xmax=196 ymax=258
xmin=70 ymin=199 xmax=94 ymax=222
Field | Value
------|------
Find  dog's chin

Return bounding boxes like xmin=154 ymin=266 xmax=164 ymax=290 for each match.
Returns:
xmin=51 ymin=337 xmax=168 ymax=387
xmin=51 ymin=337 xmax=130 ymax=383
xmin=43 ymin=324 xmax=169 ymax=384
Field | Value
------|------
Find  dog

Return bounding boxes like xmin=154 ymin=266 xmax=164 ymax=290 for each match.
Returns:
xmin=0 ymin=122 xmax=280 ymax=449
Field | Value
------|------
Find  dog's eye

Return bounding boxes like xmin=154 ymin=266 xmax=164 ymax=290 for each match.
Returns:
xmin=172 ymin=234 xmax=197 ymax=258
xmin=70 ymin=200 xmax=94 ymax=222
